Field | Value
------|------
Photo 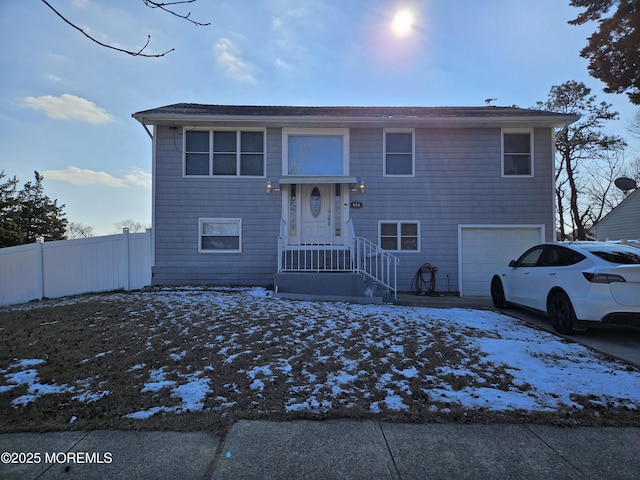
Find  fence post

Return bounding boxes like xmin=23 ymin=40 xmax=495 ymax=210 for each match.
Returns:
xmin=122 ymin=228 xmax=130 ymax=291
xmin=36 ymin=237 xmax=45 ymax=300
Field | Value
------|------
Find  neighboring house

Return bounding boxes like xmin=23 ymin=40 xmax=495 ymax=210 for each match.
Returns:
xmin=590 ymin=188 xmax=640 ymax=241
xmin=132 ymin=105 xmax=578 ymax=298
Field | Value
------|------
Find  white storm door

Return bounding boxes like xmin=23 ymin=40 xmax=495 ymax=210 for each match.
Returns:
xmin=300 ymin=184 xmax=333 ymax=242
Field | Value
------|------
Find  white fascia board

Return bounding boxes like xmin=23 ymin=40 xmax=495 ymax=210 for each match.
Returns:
xmin=133 ymin=113 xmax=579 ymax=129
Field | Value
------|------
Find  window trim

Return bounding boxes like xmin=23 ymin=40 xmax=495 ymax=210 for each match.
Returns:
xmin=183 ymin=128 xmax=266 ymax=178
xmin=383 ymin=128 xmax=415 ymax=177
xmin=282 ymin=127 xmax=350 ymax=176
xmin=501 ymin=128 xmax=534 ymax=178
xmin=198 ymin=218 xmax=242 ymax=253
xmin=378 ymin=220 xmax=421 ymax=253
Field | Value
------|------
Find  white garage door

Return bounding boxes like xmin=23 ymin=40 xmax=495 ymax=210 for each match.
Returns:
xmin=459 ymin=226 xmax=544 ymax=297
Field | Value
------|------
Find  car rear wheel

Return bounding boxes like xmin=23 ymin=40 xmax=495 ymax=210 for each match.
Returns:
xmin=490 ymin=276 xmax=508 ymax=309
xmin=548 ymin=291 xmax=576 ymax=334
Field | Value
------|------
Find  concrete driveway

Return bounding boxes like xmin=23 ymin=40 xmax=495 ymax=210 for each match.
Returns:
xmin=503 ymin=304 xmax=640 ymax=370
xmin=395 ymin=294 xmax=640 ymax=369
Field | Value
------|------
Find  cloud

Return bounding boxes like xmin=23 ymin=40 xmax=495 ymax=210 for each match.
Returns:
xmin=21 ymin=94 xmax=114 ymax=125
xmin=213 ymin=38 xmax=257 ymax=84
xmin=275 ymin=58 xmax=293 ymax=70
xmin=45 ymin=73 xmax=66 ymax=84
xmin=42 ymin=166 xmax=151 ymax=188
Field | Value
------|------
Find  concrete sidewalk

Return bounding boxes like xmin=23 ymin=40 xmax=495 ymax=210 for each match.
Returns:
xmin=2 ymin=421 xmax=639 ymax=479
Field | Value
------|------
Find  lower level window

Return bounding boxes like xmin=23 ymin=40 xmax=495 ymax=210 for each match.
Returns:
xmin=379 ymin=221 xmax=419 ymax=252
xmin=199 ymin=218 xmax=241 ymax=253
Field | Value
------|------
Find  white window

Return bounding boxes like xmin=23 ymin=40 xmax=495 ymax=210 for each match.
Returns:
xmin=384 ymin=129 xmax=414 ymax=176
xmin=282 ymin=128 xmax=350 ymax=175
xmin=185 ymin=131 xmax=210 ymax=175
xmin=185 ymin=129 xmax=265 ymax=177
xmin=502 ymin=129 xmax=533 ymax=176
xmin=199 ymin=218 xmax=242 ymax=253
xmin=379 ymin=221 xmax=420 ymax=252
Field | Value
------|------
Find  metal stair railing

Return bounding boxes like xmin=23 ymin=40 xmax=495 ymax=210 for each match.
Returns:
xmin=350 ymin=235 xmax=399 ymax=298
xmin=278 ymin=218 xmax=399 ymax=298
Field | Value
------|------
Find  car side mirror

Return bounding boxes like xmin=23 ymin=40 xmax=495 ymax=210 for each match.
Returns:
xmin=508 ymin=260 xmax=517 ymax=267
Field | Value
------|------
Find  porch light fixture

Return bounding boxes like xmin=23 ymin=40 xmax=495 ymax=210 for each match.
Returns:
xmin=351 ymin=179 xmax=366 ymax=194
xmin=266 ymin=179 xmax=280 ymax=193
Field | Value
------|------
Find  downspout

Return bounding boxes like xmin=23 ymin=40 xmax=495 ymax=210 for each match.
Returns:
xmin=135 ymin=117 xmax=153 ymax=140
xmin=551 ymin=122 xmax=564 ymax=241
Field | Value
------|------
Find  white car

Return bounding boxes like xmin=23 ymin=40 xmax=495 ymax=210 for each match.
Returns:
xmin=490 ymin=242 xmax=640 ymax=333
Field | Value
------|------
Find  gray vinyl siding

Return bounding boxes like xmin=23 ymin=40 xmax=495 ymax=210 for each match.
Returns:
xmin=590 ymin=190 xmax=640 ymax=241
xmin=152 ymin=124 xmax=556 ymax=291
xmin=152 ymin=127 xmax=281 ymax=285
xmin=348 ymin=127 xmax=554 ymax=293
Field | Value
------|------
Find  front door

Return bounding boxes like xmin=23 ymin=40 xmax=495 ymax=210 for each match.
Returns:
xmin=300 ymin=184 xmax=333 ymax=242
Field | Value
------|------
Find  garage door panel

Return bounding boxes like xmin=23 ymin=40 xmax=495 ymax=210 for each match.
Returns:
xmin=460 ymin=227 xmax=542 ymax=297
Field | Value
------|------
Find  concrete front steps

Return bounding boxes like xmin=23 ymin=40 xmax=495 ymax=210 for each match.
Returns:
xmin=274 ymin=272 xmax=390 ymax=304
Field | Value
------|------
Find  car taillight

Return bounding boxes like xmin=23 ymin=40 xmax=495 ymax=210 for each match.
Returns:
xmin=582 ymin=272 xmax=626 ymax=283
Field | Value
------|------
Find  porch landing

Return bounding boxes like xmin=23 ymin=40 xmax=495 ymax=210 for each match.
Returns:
xmin=274 ymin=272 xmax=389 ymax=304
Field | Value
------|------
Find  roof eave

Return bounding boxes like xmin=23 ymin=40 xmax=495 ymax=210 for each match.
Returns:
xmin=132 ymin=112 xmax=579 ymax=128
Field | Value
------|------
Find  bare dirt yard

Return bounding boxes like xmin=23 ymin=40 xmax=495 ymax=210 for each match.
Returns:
xmin=1 ymin=287 xmax=639 ymax=436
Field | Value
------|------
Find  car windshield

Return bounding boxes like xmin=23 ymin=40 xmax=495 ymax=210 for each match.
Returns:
xmin=590 ymin=249 xmax=640 ymax=265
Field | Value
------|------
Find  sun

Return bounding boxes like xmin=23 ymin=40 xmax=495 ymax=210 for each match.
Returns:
xmin=391 ymin=10 xmax=414 ymax=37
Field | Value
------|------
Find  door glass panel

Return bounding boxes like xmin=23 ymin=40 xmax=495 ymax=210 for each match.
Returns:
xmin=334 ymin=184 xmax=341 ymax=237
xmin=289 ymin=185 xmax=297 ymax=236
xmin=310 ymin=187 xmax=321 ymax=217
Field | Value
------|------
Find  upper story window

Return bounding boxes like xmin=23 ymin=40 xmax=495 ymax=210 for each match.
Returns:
xmin=283 ymin=128 xmax=349 ymax=175
xmin=502 ymin=129 xmax=533 ymax=177
xmin=384 ymin=130 xmax=414 ymax=176
xmin=184 ymin=129 xmax=265 ymax=177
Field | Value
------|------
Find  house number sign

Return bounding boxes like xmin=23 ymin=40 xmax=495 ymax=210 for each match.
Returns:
xmin=350 ymin=201 xmax=363 ymax=209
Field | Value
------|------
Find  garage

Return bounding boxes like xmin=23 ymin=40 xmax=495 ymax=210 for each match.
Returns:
xmin=458 ymin=225 xmax=544 ymax=297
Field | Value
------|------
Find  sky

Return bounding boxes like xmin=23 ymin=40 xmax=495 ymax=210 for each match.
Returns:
xmin=1 ymin=0 xmax=639 ymax=236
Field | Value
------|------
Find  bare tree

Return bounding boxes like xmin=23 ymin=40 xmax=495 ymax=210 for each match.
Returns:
xmin=583 ymin=151 xmax=627 ymax=220
xmin=622 ymin=109 xmax=640 ymax=193
xmin=41 ymin=0 xmax=210 ymax=58
xmin=629 ymin=109 xmax=640 ymax=140
xmin=115 ymin=219 xmax=150 ymax=233
xmin=619 ymin=156 xmax=640 ymax=190
xmin=66 ymin=221 xmax=95 ymax=239
xmin=537 ymin=81 xmax=626 ymax=240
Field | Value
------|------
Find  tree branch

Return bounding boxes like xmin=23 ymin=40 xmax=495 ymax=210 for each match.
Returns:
xmin=41 ymin=0 xmax=174 ymax=57
xmin=41 ymin=0 xmax=210 ymax=57
xmin=142 ymin=0 xmax=210 ymax=26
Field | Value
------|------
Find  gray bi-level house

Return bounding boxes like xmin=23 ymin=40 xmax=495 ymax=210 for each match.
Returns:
xmin=132 ymin=104 xmax=578 ymax=299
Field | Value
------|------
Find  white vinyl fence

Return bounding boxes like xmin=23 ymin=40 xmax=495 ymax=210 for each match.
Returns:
xmin=0 ymin=229 xmax=152 ymax=306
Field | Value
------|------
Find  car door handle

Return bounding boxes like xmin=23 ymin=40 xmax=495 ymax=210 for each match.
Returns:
xmin=549 ymin=272 xmax=556 ymax=276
